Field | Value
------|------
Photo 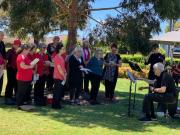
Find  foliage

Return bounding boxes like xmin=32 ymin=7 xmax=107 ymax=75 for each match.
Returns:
xmin=54 ymin=0 xmax=94 ymax=53
xmin=0 ymin=0 xmax=94 ymax=47
xmin=119 ymin=66 xmax=148 ymax=78
xmin=89 ymin=0 xmax=180 ymax=55
xmin=121 ymin=54 xmax=145 ymax=64
xmin=121 ymin=0 xmax=180 ymax=20
xmin=0 ymin=0 xmax=57 ymax=40
xmin=120 ymin=54 xmax=180 ymax=67
xmin=0 ymin=9 xmax=9 ymax=29
xmin=165 ymin=21 xmax=180 ymax=32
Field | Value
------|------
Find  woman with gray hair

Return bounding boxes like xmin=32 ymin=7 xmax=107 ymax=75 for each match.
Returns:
xmin=68 ymin=46 xmax=84 ymax=105
xmin=87 ymin=49 xmax=104 ymax=105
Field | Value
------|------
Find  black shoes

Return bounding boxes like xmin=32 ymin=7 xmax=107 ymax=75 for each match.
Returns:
xmin=5 ymin=98 xmax=16 ymax=105
xmin=139 ymin=117 xmax=152 ymax=122
xmin=151 ymin=115 xmax=157 ymax=120
xmin=52 ymin=105 xmax=62 ymax=109
xmin=89 ymin=100 xmax=100 ymax=105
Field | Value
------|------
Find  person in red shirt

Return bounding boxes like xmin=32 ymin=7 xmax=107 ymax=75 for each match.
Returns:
xmin=5 ymin=39 xmax=21 ymax=105
xmin=47 ymin=36 xmax=63 ymax=92
xmin=16 ymin=44 xmax=35 ymax=108
xmin=26 ymin=45 xmax=37 ymax=103
xmin=52 ymin=45 xmax=66 ymax=109
xmin=52 ymin=48 xmax=69 ymax=98
xmin=27 ymin=45 xmax=36 ymax=61
xmin=172 ymin=63 xmax=180 ymax=87
xmin=34 ymin=44 xmax=50 ymax=106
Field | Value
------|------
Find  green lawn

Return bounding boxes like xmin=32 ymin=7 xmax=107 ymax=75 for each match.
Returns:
xmin=0 ymin=79 xmax=179 ymax=135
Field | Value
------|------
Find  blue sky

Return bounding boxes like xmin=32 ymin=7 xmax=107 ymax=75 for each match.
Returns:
xmin=0 ymin=0 xmax=168 ymax=38
xmin=50 ymin=0 xmax=168 ymax=38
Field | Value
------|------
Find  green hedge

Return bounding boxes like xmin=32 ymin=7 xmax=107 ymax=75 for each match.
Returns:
xmin=121 ymin=54 xmax=144 ymax=63
xmin=121 ymin=54 xmax=180 ymax=66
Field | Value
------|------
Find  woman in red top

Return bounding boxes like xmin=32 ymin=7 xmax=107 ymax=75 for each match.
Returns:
xmin=172 ymin=63 xmax=180 ymax=87
xmin=27 ymin=45 xmax=36 ymax=61
xmin=16 ymin=44 xmax=35 ymax=108
xmin=52 ymin=45 xmax=66 ymax=109
xmin=26 ymin=45 xmax=37 ymax=103
xmin=34 ymin=44 xmax=50 ymax=106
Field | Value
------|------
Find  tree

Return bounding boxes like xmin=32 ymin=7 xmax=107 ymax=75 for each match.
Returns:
xmin=0 ymin=0 xmax=93 ymax=53
xmin=53 ymin=0 xmax=94 ymax=53
xmin=0 ymin=9 xmax=9 ymax=29
xmin=121 ymin=0 xmax=180 ymax=20
xmin=90 ymin=13 xmax=160 ymax=55
xmin=0 ymin=0 xmax=58 ymax=44
xmin=90 ymin=0 xmax=180 ymax=55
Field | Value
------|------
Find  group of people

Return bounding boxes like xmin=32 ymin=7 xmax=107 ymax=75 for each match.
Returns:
xmin=0 ymin=31 xmax=179 ymax=121
xmin=139 ymin=44 xmax=179 ymax=122
xmin=0 ymin=31 xmax=122 ymax=109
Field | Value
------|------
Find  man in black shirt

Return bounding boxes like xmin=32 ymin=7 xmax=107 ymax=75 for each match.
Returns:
xmin=0 ymin=31 xmax=6 ymax=96
xmin=139 ymin=63 xmax=177 ymax=122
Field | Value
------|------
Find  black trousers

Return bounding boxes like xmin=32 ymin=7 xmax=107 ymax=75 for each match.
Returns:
xmin=173 ymin=74 xmax=179 ymax=87
xmin=34 ymin=75 xmax=46 ymax=105
xmin=90 ymin=73 xmax=101 ymax=100
xmin=5 ymin=67 xmax=17 ymax=99
xmin=16 ymin=81 xmax=32 ymax=106
xmin=0 ymin=75 xmax=3 ymax=96
xmin=142 ymin=93 xmax=175 ymax=118
xmin=46 ymin=67 xmax=54 ymax=91
xmin=52 ymin=79 xmax=63 ymax=108
xmin=70 ymin=82 xmax=82 ymax=100
xmin=105 ymin=79 xmax=117 ymax=99
xmin=83 ymin=74 xmax=90 ymax=93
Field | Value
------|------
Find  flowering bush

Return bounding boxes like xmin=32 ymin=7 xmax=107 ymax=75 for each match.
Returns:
xmin=118 ymin=66 xmax=148 ymax=79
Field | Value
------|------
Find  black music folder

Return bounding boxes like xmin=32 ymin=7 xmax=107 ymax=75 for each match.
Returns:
xmin=128 ymin=61 xmax=143 ymax=72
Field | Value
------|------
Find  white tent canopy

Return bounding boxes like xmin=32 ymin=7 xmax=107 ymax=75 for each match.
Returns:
xmin=150 ymin=29 xmax=180 ymax=44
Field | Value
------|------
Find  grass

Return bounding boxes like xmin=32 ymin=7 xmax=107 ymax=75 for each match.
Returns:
xmin=0 ymin=78 xmax=180 ymax=135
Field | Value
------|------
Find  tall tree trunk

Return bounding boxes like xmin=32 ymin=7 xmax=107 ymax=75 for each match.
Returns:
xmin=66 ymin=0 xmax=78 ymax=54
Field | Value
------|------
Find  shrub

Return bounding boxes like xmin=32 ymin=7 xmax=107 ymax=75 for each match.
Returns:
xmin=121 ymin=54 xmax=180 ymax=66
xmin=118 ymin=66 xmax=148 ymax=79
xmin=121 ymin=54 xmax=144 ymax=63
xmin=166 ymin=58 xmax=180 ymax=65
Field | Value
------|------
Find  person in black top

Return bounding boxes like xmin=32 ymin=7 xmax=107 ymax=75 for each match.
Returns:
xmin=0 ymin=31 xmax=6 ymax=96
xmin=145 ymin=44 xmax=165 ymax=115
xmin=5 ymin=39 xmax=21 ymax=105
xmin=139 ymin=63 xmax=177 ymax=122
xmin=68 ymin=46 xmax=84 ymax=105
xmin=103 ymin=43 xmax=122 ymax=101
xmin=145 ymin=44 xmax=165 ymax=80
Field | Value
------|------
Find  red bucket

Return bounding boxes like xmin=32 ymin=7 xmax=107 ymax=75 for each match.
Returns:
xmin=47 ymin=94 xmax=53 ymax=105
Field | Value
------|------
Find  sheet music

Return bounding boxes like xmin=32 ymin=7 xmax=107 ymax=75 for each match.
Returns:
xmin=61 ymin=80 xmax=66 ymax=86
xmin=30 ymin=58 xmax=39 ymax=66
xmin=80 ymin=68 xmax=91 ymax=74
xmin=127 ymin=71 xmax=136 ymax=83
